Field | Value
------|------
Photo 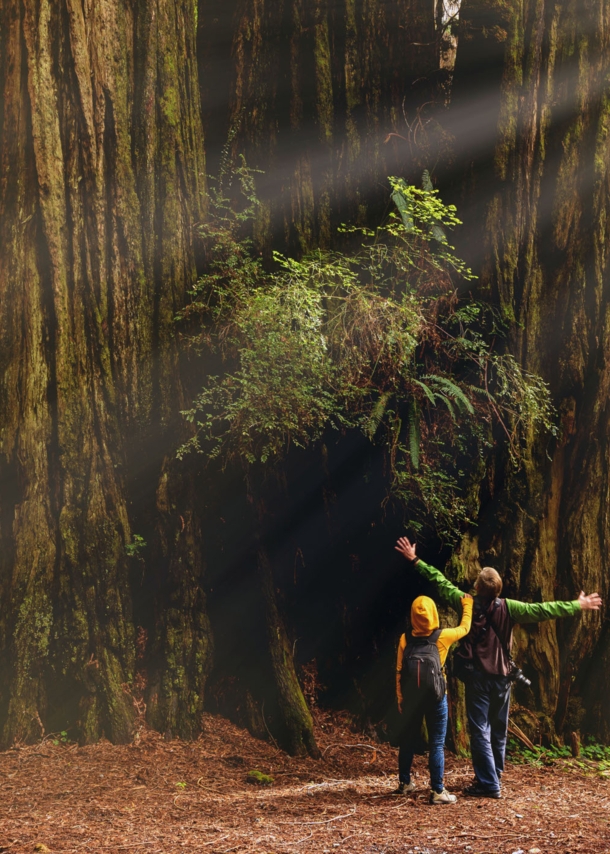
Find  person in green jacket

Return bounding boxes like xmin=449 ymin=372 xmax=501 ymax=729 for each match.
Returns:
xmin=395 ymin=536 xmax=602 ymax=799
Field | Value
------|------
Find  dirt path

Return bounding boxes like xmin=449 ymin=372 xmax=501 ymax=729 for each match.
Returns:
xmin=0 ymin=714 xmax=608 ymax=854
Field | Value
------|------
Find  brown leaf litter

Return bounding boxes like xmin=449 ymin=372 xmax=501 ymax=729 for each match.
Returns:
xmin=0 ymin=710 xmax=608 ymax=854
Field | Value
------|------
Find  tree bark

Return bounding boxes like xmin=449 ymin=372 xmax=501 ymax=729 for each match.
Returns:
xmin=199 ymin=0 xmax=440 ymax=253
xmin=0 ymin=0 xmax=210 ymax=744
xmin=450 ymin=0 xmax=610 ymax=738
xmin=146 ymin=459 xmax=214 ymax=740
xmin=257 ymin=543 xmax=320 ymax=757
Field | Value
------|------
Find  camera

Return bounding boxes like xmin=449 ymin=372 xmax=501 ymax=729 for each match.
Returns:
xmin=507 ymin=660 xmax=531 ymax=688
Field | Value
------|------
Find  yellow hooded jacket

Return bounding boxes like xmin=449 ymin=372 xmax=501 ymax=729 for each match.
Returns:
xmin=396 ymin=595 xmax=473 ymax=705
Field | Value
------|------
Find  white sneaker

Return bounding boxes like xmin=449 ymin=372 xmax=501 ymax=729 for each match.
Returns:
xmin=430 ymin=788 xmax=457 ymax=804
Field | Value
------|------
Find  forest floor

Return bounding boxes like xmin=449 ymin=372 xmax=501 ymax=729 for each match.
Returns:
xmin=0 ymin=710 xmax=608 ymax=854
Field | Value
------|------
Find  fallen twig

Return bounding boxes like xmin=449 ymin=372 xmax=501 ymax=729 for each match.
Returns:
xmin=202 ymin=834 xmax=231 ymax=846
xmin=508 ymin=720 xmax=536 ymax=751
xmin=196 ymin=776 xmax=231 ymax=794
xmin=291 ymin=832 xmax=314 ymax=845
xmin=281 ymin=808 xmax=357 ymax=826
xmin=322 ymin=743 xmax=378 ymax=757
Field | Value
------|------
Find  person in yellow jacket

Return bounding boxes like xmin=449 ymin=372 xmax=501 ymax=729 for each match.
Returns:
xmin=395 ymin=592 xmax=473 ymax=803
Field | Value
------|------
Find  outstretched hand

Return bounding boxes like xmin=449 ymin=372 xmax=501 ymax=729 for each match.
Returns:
xmin=578 ymin=591 xmax=602 ymax=611
xmin=395 ymin=536 xmax=418 ymax=563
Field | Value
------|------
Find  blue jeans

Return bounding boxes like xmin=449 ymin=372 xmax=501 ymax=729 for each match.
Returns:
xmin=465 ymin=671 xmax=511 ymax=793
xmin=398 ymin=694 xmax=448 ymax=793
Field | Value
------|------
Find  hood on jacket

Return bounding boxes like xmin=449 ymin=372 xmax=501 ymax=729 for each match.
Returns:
xmin=410 ymin=595 xmax=440 ymax=636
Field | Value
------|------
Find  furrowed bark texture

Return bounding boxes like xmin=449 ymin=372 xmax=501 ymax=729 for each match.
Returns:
xmin=146 ymin=460 xmax=213 ymax=740
xmin=0 ymin=0 xmax=209 ymax=744
xmin=196 ymin=0 xmax=441 ymax=753
xmin=199 ymin=0 xmax=439 ymax=252
xmin=257 ymin=545 xmax=320 ymax=758
xmin=450 ymin=0 xmax=610 ymax=738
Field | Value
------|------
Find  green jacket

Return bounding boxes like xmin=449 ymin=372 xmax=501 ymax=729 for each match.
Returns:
xmin=413 ymin=560 xmax=581 ymax=623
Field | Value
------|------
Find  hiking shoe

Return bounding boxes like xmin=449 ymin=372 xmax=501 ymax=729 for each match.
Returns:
xmin=392 ymin=781 xmax=416 ymax=795
xmin=430 ymin=788 xmax=457 ymax=805
xmin=463 ymin=783 xmax=501 ymax=799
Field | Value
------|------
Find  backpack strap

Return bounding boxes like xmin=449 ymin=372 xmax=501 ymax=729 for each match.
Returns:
xmin=407 ymin=628 xmax=442 ymax=644
xmin=486 ymin=604 xmax=512 ymax=666
xmin=458 ymin=598 xmax=512 ymax=676
xmin=469 ymin=598 xmax=500 ymax=647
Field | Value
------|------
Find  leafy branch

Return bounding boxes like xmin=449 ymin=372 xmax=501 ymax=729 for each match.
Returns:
xmin=177 ymin=163 xmax=556 ymax=542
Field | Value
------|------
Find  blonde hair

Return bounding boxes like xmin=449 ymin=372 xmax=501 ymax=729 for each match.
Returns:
xmin=476 ymin=567 xmax=502 ymax=601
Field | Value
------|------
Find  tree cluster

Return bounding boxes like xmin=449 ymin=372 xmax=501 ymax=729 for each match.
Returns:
xmin=0 ymin=0 xmax=609 ymax=752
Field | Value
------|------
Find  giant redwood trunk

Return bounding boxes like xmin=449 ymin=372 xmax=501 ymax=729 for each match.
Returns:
xmin=257 ymin=544 xmax=320 ymax=757
xmin=146 ymin=459 xmax=214 ymax=740
xmin=449 ymin=0 xmax=610 ymax=739
xmin=199 ymin=0 xmax=440 ymax=253
xmin=0 ymin=0 xmax=210 ymax=744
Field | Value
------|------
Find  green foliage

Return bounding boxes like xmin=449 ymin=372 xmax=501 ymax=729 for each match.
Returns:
xmin=508 ymin=738 xmax=610 ymax=775
xmin=178 ymin=163 xmax=556 ymax=542
xmin=581 ymin=741 xmax=610 ymax=762
xmin=246 ymin=769 xmax=274 ymax=785
xmin=125 ymin=534 xmax=147 ymax=557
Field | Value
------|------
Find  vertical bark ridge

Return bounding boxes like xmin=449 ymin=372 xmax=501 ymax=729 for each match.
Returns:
xmin=202 ymin=0 xmax=439 ymax=253
xmin=146 ymin=460 xmax=214 ymax=740
xmin=0 ymin=0 xmax=210 ymax=744
xmin=258 ymin=544 xmax=320 ymax=757
xmin=452 ymin=0 xmax=610 ymax=737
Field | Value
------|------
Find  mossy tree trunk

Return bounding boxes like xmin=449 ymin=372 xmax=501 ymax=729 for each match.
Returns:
xmin=450 ymin=0 xmax=610 ymax=739
xmin=146 ymin=459 xmax=214 ymax=739
xmin=0 ymin=0 xmax=209 ymax=744
xmin=257 ymin=542 xmax=320 ymax=757
xmin=231 ymin=469 xmax=319 ymax=757
xmin=194 ymin=0 xmax=441 ymax=752
xmin=199 ymin=0 xmax=440 ymax=253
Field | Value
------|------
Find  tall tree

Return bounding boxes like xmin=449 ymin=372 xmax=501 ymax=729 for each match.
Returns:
xmin=194 ymin=0 xmax=444 ymax=758
xmin=0 ymin=0 xmax=210 ymax=744
xmin=449 ymin=0 xmax=610 ymax=738
xmin=199 ymin=0 xmax=440 ymax=253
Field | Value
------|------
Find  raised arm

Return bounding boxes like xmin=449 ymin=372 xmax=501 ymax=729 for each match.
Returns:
xmin=395 ymin=536 xmax=465 ymax=612
xmin=438 ymin=594 xmax=473 ymax=650
xmin=506 ymin=590 xmax=602 ymax=624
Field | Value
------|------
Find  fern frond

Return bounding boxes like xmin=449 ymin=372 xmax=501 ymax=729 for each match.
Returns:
xmin=421 ymin=169 xmax=434 ymax=193
xmin=441 ymin=395 xmax=457 ymax=423
xmin=414 ymin=379 xmax=437 ymax=405
xmin=391 ymin=190 xmax=415 ymax=231
xmin=422 ymin=375 xmax=474 ymax=415
xmin=408 ymin=400 xmax=421 ymax=470
xmin=364 ymin=391 xmax=391 ymax=440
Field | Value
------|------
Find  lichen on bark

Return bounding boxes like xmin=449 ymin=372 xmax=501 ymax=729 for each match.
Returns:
xmin=451 ymin=0 xmax=610 ymax=739
xmin=0 ymin=0 xmax=210 ymax=744
xmin=202 ymin=0 xmax=439 ymax=254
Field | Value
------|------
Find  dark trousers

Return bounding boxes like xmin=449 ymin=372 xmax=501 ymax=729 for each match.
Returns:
xmin=398 ymin=694 xmax=448 ymax=793
xmin=465 ymin=670 xmax=511 ymax=794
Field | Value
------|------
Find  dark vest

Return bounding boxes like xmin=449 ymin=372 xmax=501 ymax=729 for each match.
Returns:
xmin=457 ymin=597 xmax=513 ymax=676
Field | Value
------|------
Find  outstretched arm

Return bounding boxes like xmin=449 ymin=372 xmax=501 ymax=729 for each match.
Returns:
xmin=506 ymin=591 xmax=602 ymax=624
xmin=395 ymin=536 xmax=465 ymax=613
xmin=578 ymin=591 xmax=603 ymax=610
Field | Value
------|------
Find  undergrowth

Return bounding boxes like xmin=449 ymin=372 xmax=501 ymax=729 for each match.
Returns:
xmin=508 ymin=738 xmax=610 ymax=777
xmin=177 ymin=161 xmax=556 ymax=543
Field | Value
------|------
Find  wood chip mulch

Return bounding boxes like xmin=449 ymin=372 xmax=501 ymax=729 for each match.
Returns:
xmin=0 ymin=711 xmax=608 ymax=854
